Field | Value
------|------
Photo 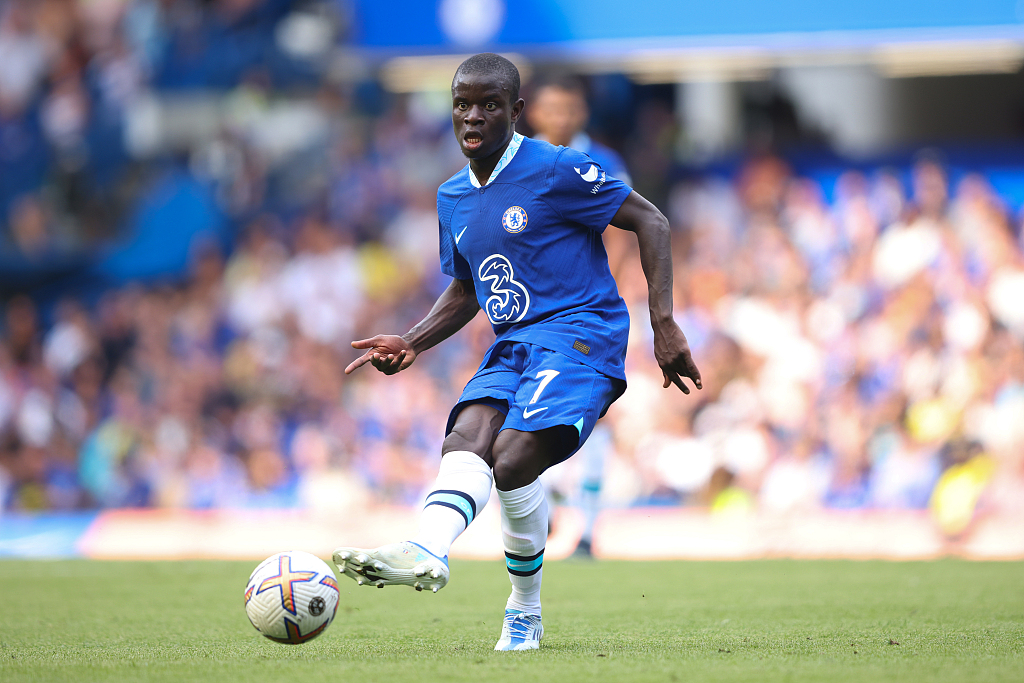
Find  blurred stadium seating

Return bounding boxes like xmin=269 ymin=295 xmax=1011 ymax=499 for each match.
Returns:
xmin=1 ymin=0 xmax=1022 ymax=558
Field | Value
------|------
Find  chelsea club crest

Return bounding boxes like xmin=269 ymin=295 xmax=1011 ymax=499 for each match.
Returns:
xmin=502 ymin=206 xmax=527 ymax=234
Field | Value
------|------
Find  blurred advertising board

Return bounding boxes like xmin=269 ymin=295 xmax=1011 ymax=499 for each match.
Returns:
xmin=1 ymin=508 xmax=1021 ymax=561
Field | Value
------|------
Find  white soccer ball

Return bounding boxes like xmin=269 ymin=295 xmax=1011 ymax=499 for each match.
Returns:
xmin=244 ymin=551 xmax=340 ymax=644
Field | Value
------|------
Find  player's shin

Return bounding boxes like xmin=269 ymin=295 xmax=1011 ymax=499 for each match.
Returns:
xmin=413 ymin=450 xmax=493 ymax=559
xmin=498 ymin=479 xmax=547 ymax=616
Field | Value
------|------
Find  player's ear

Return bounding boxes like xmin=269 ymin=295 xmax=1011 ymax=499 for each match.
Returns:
xmin=510 ymin=98 xmax=525 ymax=124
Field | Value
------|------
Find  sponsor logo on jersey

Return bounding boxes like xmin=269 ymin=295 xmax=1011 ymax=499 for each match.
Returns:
xmin=478 ymin=254 xmax=530 ymax=324
xmin=501 ymin=206 xmax=528 ymax=233
xmin=574 ymin=164 xmax=607 ymax=194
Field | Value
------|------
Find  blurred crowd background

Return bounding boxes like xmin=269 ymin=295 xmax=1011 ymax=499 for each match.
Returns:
xmin=1 ymin=0 xmax=1022 ymax=533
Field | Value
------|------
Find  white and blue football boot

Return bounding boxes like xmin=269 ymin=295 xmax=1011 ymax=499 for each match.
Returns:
xmin=332 ymin=541 xmax=449 ymax=593
xmin=494 ymin=609 xmax=543 ymax=651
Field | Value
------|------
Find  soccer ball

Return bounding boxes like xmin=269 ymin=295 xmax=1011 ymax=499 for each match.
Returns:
xmin=244 ymin=551 xmax=340 ymax=644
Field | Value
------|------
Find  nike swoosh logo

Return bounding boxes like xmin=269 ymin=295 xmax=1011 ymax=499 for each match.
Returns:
xmin=523 ymin=407 xmax=548 ymax=418
xmin=455 ymin=226 xmax=468 ymax=245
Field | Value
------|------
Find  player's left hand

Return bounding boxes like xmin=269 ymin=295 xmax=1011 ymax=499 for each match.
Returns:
xmin=652 ymin=319 xmax=702 ymax=394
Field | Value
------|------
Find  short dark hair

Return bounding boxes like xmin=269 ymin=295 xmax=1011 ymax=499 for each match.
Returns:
xmin=452 ymin=53 xmax=521 ymax=102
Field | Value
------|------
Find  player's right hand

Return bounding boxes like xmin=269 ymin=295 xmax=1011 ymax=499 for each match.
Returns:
xmin=345 ymin=335 xmax=417 ymax=375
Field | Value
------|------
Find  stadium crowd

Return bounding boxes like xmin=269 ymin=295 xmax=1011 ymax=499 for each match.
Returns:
xmin=1 ymin=0 xmax=1022 ymax=525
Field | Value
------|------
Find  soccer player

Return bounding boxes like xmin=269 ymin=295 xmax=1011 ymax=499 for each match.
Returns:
xmin=527 ymin=76 xmax=631 ymax=558
xmin=334 ymin=53 xmax=701 ymax=651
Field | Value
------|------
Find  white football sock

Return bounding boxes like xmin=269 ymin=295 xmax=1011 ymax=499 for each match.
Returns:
xmin=498 ymin=479 xmax=547 ymax=616
xmin=413 ymin=451 xmax=493 ymax=559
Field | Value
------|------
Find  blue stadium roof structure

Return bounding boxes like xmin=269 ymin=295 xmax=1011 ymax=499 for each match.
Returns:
xmin=351 ymin=0 xmax=1024 ymax=52
xmin=348 ymin=0 xmax=1024 ymax=86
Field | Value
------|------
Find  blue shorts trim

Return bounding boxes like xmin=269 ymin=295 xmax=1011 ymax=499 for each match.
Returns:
xmin=446 ymin=342 xmax=625 ymax=465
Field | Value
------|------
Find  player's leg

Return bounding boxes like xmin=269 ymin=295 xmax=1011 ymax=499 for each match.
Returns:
xmin=411 ymin=402 xmax=505 ymax=559
xmin=491 ymin=426 xmax=564 ymax=651
xmin=491 ymin=344 xmax=625 ymax=650
xmin=332 ymin=404 xmax=505 ymax=592
xmin=333 ymin=346 xmax=517 ymax=592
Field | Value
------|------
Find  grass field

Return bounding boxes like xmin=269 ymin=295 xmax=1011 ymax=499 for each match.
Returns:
xmin=0 ymin=558 xmax=1021 ymax=682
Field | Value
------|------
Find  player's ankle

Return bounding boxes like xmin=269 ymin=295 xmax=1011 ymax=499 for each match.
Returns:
xmin=506 ymin=596 xmax=541 ymax=617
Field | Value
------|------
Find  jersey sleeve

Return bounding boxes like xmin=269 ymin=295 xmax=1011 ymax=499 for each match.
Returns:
xmin=437 ymin=194 xmax=472 ymax=280
xmin=547 ymin=147 xmax=633 ymax=233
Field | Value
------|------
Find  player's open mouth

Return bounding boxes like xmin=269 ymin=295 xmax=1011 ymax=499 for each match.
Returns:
xmin=464 ymin=132 xmax=483 ymax=150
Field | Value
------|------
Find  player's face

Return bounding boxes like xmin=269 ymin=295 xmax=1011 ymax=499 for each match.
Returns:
xmin=451 ymin=73 xmax=525 ymax=160
xmin=528 ymin=87 xmax=587 ymax=146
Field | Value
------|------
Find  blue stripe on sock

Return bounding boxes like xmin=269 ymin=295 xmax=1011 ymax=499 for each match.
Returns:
xmin=432 ymin=489 xmax=477 ymax=517
xmin=424 ymin=490 xmax=475 ymax=526
xmin=505 ymin=550 xmax=544 ymax=575
xmin=424 ymin=501 xmax=468 ymax=527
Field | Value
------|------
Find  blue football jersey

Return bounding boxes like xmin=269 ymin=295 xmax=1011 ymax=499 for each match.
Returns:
xmin=437 ymin=133 xmax=632 ymax=380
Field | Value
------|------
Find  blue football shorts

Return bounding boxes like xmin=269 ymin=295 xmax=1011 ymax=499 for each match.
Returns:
xmin=446 ymin=341 xmax=626 ymax=465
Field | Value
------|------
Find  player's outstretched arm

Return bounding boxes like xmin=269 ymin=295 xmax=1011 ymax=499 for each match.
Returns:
xmin=345 ymin=278 xmax=479 ymax=375
xmin=610 ymin=191 xmax=702 ymax=394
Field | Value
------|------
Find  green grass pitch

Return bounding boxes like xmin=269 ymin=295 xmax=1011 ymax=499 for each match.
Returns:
xmin=1 ymin=558 xmax=1021 ymax=682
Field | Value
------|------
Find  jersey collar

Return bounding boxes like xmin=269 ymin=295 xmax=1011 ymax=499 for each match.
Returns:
xmin=468 ymin=132 xmax=524 ymax=188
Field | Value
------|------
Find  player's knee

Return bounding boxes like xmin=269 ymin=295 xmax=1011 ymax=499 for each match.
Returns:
xmin=492 ymin=454 xmax=531 ymax=491
xmin=441 ymin=403 xmax=505 ymax=466
xmin=441 ymin=428 xmax=492 ymax=465
xmin=492 ymin=430 xmax=546 ymax=491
